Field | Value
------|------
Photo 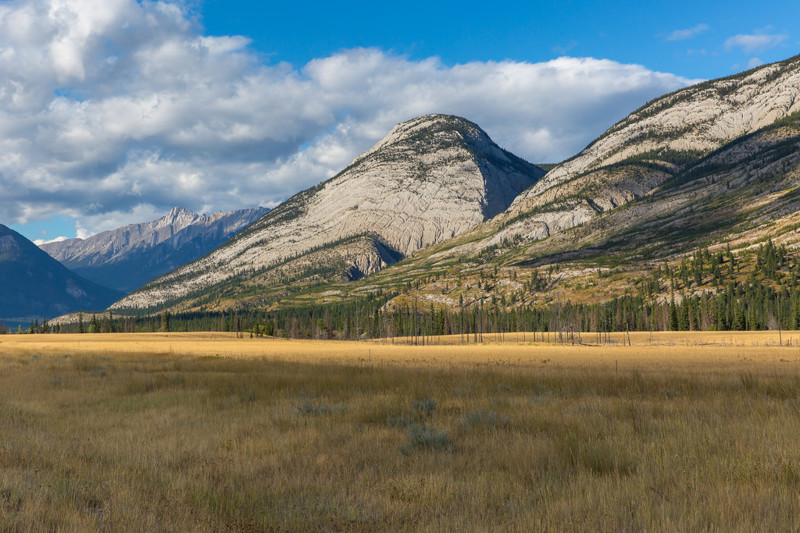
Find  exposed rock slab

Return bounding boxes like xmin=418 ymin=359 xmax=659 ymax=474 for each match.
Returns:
xmin=112 ymin=114 xmax=544 ymax=311
xmin=493 ymin=56 xmax=800 ymax=250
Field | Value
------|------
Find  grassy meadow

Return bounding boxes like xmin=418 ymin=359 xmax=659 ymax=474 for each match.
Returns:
xmin=1 ymin=332 xmax=800 ymax=530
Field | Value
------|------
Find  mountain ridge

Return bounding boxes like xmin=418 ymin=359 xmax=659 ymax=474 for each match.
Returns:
xmin=0 ymin=224 xmax=123 ymax=326
xmin=238 ymin=55 xmax=800 ymax=319
xmin=40 ymin=206 xmax=268 ymax=293
xmin=110 ymin=114 xmax=545 ymax=312
xmin=436 ymin=54 xmax=800 ymax=258
xmin=44 ymin=55 xmax=800 ymax=325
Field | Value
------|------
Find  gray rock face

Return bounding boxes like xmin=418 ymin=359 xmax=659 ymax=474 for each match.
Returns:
xmin=490 ymin=55 xmax=800 ymax=250
xmin=513 ymin=115 xmax=800 ymax=266
xmin=112 ymin=114 xmax=544 ymax=311
xmin=40 ymin=206 xmax=267 ymax=293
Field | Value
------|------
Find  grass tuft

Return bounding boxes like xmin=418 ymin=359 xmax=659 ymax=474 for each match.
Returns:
xmin=296 ymin=401 xmax=336 ymax=416
xmin=459 ymin=410 xmax=509 ymax=432
xmin=740 ymin=371 xmax=758 ymax=391
xmin=403 ymin=424 xmax=450 ymax=453
xmin=412 ymin=398 xmax=437 ymax=417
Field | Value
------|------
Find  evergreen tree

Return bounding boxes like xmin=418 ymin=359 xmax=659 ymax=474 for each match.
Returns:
xmin=669 ymin=297 xmax=679 ymax=331
xmin=732 ymin=300 xmax=746 ymax=331
xmin=162 ymin=309 xmax=171 ymax=332
xmin=88 ymin=314 xmax=100 ymax=334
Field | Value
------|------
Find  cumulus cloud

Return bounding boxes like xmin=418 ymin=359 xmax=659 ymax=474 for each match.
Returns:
xmin=665 ymin=24 xmax=709 ymax=41
xmin=725 ymin=31 xmax=788 ymax=53
xmin=33 ymin=236 xmax=68 ymax=245
xmin=0 ymin=0 xmax=695 ymax=236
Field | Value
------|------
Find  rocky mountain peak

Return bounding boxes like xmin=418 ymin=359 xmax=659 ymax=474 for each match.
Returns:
xmin=351 ymin=114 xmax=488 ymax=164
xmin=382 ymin=113 xmax=481 ymax=139
xmin=151 ymin=207 xmax=200 ymax=232
xmin=111 ymin=114 xmax=544 ymax=312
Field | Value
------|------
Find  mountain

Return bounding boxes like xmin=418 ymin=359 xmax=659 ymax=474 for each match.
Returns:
xmin=106 ymin=55 xmax=800 ymax=327
xmin=111 ymin=114 xmax=545 ymax=313
xmin=0 ymin=225 xmax=122 ymax=326
xmin=474 ymin=55 xmax=800 ymax=252
xmin=252 ymin=55 xmax=800 ymax=316
xmin=40 ymin=206 xmax=267 ymax=293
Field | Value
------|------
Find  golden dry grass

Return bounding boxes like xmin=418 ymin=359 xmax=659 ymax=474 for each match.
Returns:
xmin=1 ymin=332 xmax=800 ymax=530
xmin=3 ymin=330 xmax=800 ymax=373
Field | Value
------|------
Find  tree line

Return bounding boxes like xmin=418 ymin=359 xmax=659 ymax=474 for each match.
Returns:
xmin=20 ymin=275 xmax=799 ymax=340
xmin=13 ymin=238 xmax=800 ymax=339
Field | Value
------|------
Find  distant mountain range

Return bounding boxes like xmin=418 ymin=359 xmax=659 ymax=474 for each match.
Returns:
xmin=0 ymin=224 xmax=122 ymax=327
xmin=11 ymin=53 xmax=800 ymax=327
xmin=40 ymin=206 xmax=267 ymax=293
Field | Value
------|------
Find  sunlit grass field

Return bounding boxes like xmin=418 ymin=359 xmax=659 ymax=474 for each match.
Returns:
xmin=2 ymin=332 xmax=800 ymax=530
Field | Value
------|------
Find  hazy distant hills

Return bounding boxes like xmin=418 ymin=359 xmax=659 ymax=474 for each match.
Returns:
xmin=40 ymin=206 xmax=267 ymax=293
xmin=111 ymin=114 xmax=545 ymax=313
xmin=0 ymin=225 xmax=122 ymax=326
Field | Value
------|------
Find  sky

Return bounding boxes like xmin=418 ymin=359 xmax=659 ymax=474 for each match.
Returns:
xmin=3 ymin=0 xmax=798 ymax=243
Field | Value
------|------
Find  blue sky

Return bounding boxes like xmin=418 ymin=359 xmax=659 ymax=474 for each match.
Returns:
xmin=4 ymin=0 xmax=799 ymax=242
xmin=198 ymin=0 xmax=799 ymax=78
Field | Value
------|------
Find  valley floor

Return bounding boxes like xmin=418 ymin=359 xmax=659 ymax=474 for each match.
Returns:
xmin=1 ymin=333 xmax=799 ymax=530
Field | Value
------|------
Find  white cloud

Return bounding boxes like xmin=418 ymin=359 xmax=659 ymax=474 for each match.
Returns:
xmin=725 ymin=31 xmax=788 ymax=53
xmin=0 ymin=0 xmax=695 ymax=236
xmin=34 ymin=235 xmax=68 ymax=245
xmin=666 ymin=24 xmax=709 ymax=41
